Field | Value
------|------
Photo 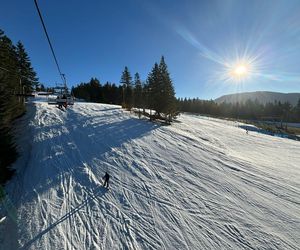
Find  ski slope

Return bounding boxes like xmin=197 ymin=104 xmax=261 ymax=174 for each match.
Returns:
xmin=1 ymin=100 xmax=300 ymax=249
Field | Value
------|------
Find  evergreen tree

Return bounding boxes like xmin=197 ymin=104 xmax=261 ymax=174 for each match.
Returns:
xmin=146 ymin=57 xmax=177 ymax=122
xmin=0 ymin=29 xmax=25 ymax=184
xmin=146 ymin=62 xmax=160 ymax=114
xmin=158 ymin=56 xmax=177 ymax=121
xmin=39 ymin=83 xmax=46 ymax=91
xmin=282 ymin=102 xmax=292 ymax=122
xmin=72 ymin=80 xmax=122 ymax=105
xmin=120 ymin=66 xmax=133 ymax=109
xmin=15 ymin=41 xmax=38 ymax=92
xmin=177 ymin=97 xmax=300 ymax=123
xmin=296 ymin=98 xmax=300 ymax=120
xmin=141 ymin=82 xmax=150 ymax=113
xmin=0 ymin=29 xmax=25 ymax=127
xmin=89 ymin=77 xmax=101 ymax=102
xmin=133 ymin=72 xmax=143 ymax=109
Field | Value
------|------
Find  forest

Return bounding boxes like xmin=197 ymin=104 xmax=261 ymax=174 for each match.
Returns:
xmin=0 ymin=29 xmax=38 ymax=184
xmin=177 ymin=98 xmax=300 ymax=123
xmin=72 ymin=56 xmax=178 ymax=122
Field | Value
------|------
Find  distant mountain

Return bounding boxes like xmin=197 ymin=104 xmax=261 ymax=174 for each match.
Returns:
xmin=215 ymin=91 xmax=300 ymax=106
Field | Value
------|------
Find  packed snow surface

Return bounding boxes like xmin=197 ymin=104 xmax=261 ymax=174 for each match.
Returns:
xmin=1 ymin=101 xmax=300 ymax=249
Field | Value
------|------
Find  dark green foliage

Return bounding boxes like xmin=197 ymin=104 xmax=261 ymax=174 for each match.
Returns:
xmin=146 ymin=63 xmax=160 ymax=112
xmin=133 ymin=73 xmax=143 ymax=109
xmin=0 ymin=186 xmax=5 ymax=201
xmin=0 ymin=29 xmax=24 ymax=123
xmin=177 ymin=98 xmax=300 ymax=122
xmin=36 ymin=83 xmax=46 ymax=92
xmin=73 ymin=57 xmax=178 ymax=123
xmin=296 ymin=98 xmax=300 ymax=118
xmin=72 ymin=78 xmax=123 ymax=104
xmin=0 ymin=129 xmax=17 ymax=184
xmin=15 ymin=41 xmax=38 ymax=92
xmin=146 ymin=57 xmax=177 ymax=121
xmin=120 ymin=66 xmax=133 ymax=109
xmin=0 ymin=28 xmax=37 ymax=184
xmin=158 ymin=56 xmax=177 ymax=120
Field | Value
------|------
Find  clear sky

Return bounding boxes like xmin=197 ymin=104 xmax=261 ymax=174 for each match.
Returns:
xmin=1 ymin=0 xmax=300 ymax=99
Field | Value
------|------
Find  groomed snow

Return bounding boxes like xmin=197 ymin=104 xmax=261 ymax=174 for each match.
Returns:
xmin=1 ymin=100 xmax=300 ymax=249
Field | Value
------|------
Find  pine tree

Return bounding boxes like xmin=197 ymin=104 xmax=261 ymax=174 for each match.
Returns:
xmin=39 ymin=83 xmax=46 ymax=91
xmin=133 ymin=72 xmax=143 ymax=109
xmin=0 ymin=29 xmax=25 ymax=127
xmin=296 ymin=98 xmax=300 ymax=121
xmin=89 ymin=77 xmax=101 ymax=102
xmin=15 ymin=41 xmax=38 ymax=92
xmin=141 ymin=82 xmax=148 ymax=113
xmin=158 ymin=56 xmax=177 ymax=121
xmin=0 ymin=29 xmax=23 ymax=184
xmin=120 ymin=66 xmax=133 ymax=109
xmin=146 ymin=62 xmax=160 ymax=114
xmin=146 ymin=57 xmax=178 ymax=122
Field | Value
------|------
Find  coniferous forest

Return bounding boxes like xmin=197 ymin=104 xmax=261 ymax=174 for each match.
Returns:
xmin=0 ymin=29 xmax=38 ymax=184
xmin=177 ymin=98 xmax=300 ymax=123
xmin=72 ymin=57 xmax=300 ymax=124
xmin=72 ymin=56 xmax=178 ymax=122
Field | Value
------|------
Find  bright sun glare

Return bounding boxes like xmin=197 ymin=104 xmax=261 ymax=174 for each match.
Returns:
xmin=228 ymin=62 xmax=251 ymax=81
xmin=234 ymin=65 xmax=247 ymax=76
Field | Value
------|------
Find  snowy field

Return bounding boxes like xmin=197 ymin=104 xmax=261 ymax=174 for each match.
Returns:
xmin=1 ymin=100 xmax=300 ymax=249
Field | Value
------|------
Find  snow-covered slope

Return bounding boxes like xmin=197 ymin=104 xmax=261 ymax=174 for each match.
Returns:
xmin=1 ymin=101 xmax=300 ymax=249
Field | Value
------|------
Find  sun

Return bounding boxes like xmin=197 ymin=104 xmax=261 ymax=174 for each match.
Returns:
xmin=210 ymin=50 xmax=260 ymax=83
xmin=234 ymin=65 xmax=247 ymax=76
xmin=228 ymin=62 xmax=251 ymax=81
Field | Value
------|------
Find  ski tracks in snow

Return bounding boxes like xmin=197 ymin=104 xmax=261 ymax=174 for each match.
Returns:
xmin=3 ymin=101 xmax=300 ymax=250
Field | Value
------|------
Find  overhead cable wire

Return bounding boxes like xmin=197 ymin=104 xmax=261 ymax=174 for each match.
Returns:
xmin=0 ymin=66 xmax=10 ymax=72
xmin=0 ymin=66 xmax=33 ymax=80
xmin=33 ymin=0 xmax=65 ymax=83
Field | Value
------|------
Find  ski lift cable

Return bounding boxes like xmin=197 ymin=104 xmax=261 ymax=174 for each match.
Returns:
xmin=0 ymin=66 xmax=10 ymax=72
xmin=33 ymin=0 xmax=65 ymax=83
xmin=0 ymin=66 xmax=34 ymax=81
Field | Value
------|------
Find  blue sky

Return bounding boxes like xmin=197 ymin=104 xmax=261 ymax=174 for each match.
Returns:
xmin=1 ymin=0 xmax=300 ymax=99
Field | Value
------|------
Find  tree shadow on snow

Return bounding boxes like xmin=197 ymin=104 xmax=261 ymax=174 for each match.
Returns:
xmin=63 ymin=107 xmax=160 ymax=159
xmin=18 ymin=107 xmax=159 ymax=222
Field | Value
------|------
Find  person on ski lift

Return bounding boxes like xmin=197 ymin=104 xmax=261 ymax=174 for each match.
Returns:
xmin=56 ymin=96 xmax=61 ymax=108
xmin=102 ymin=172 xmax=110 ymax=188
xmin=63 ymin=101 xmax=68 ymax=109
xmin=61 ymin=94 xmax=67 ymax=108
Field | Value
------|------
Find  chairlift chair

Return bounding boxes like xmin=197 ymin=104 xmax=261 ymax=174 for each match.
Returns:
xmin=47 ymin=85 xmax=74 ymax=106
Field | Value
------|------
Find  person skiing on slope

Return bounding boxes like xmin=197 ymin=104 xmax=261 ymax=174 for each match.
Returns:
xmin=102 ymin=172 xmax=110 ymax=188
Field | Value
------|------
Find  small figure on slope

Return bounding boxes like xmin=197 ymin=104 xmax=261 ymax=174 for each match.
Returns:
xmin=62 ymin=94 xmax=68 ymax=109
xmin=102 ymin=172 xmax=110 ymax=188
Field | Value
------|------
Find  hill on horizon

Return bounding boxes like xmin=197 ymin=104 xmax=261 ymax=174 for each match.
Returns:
xmin=215 ymin=91 xmax=300 ymax=106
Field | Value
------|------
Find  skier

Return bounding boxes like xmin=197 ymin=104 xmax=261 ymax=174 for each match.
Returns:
xmin=102 ymin=172 xmax=110 ymax=188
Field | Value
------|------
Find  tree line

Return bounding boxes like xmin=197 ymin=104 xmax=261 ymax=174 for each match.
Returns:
xmin=72 ymin=56 xmax=178 ymax=122
xmin=177 ymin=98 xmax=300 ymax=122
xmin=72 ymin=78 xmax=123 ymax=104
xmin=0 ymin=28 xmax=38 ymax=184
